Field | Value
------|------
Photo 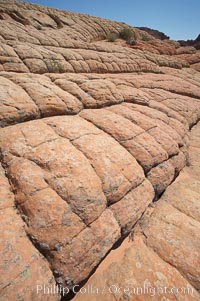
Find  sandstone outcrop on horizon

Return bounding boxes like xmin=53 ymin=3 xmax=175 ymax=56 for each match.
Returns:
xmin=0 ymin=1 xmax=200 ymax=300
xmin=136 ymin=27 xmax=170 ymax=40
xmin=179 ymin=34 xmax=200 ymax=50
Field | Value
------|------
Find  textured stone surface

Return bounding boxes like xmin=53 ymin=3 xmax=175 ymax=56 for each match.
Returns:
xmin=0 ymin=165 xmax=60 ymax=301
xmin=74 ymin=236 xmax=200 ymax=301
xmin=74 ymin=123 xmax=200 ymax=301
xmin=0 ymin=1 xmax=200 ymax=300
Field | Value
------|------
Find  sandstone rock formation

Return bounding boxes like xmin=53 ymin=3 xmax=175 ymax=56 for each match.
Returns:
xmin=74 ymin=122 xmax=200 ymax=301
xmin=0 ymin=1 xmax=200 ymax=301
xmin=136 ymin=26 xmax=170 ymax=40
xmin=179 ymin=34 xmax=200 ymax=50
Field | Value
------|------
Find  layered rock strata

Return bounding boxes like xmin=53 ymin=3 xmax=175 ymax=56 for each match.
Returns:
xmin=0 ymin=1 xmax=200 ymax=300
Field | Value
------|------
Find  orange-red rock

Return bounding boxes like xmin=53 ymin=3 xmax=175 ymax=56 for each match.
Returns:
xmin=0 ymin=1 xmax=200 ymax=300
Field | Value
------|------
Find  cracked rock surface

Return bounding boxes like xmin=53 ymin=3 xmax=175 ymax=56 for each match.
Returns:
xmin=74 ymin=123 xmax=200 ymax=301
xmin=0 ymin=1 xmax=200 ymax=300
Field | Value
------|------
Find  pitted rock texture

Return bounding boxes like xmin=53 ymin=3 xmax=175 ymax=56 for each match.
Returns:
xmin=0 ymin=1 xmax=200 ymax=300
xmin=74 ymin=123 xmax=200 ymax=301
xmin=0 ymin=164 xmax=60 ymax=301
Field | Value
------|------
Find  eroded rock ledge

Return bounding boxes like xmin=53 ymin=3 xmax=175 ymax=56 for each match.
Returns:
xmin=0 ymin=1 xmax=200 ymax=300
